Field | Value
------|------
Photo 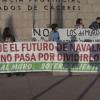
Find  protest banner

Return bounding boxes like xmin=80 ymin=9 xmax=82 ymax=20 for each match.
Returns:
xmin=32 ymin=28 xmax=100 ymax=42
xmin=0 ymin=42 xmax=100 ymax=73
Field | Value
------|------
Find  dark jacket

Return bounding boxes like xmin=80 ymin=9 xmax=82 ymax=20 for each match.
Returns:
xmin=89 ymin=21 xmax=100 ymax=29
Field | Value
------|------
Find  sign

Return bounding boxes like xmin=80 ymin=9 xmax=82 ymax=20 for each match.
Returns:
xmin=0 ymin=42 xmax=100 ymax=73
xmin=32 ymin=28 xmax=100 ymax=42
xmin=0 ymin=0 xmax=81 ymax=12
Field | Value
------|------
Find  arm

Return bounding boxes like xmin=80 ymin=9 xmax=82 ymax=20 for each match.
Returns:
xmin=58 ymin=32 xmax=60 ymax=41
xmin=89 ymin=22 xmax=95 ymax=29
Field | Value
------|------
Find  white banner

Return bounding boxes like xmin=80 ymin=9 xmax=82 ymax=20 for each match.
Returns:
xmin=0 ymin=42 xmax=100 ymax=73
xmin=1 ymin=42 xmax=100 ymax=63
xmin=32 ymin=28 xmax=100 ymax=42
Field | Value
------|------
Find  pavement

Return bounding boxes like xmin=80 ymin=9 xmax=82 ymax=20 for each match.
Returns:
xmin=0 ymin=72 xmax=100 ymax=100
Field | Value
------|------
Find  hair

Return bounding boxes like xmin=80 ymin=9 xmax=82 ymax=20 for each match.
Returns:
xmin=51 ymin=24 xmax=58 ymax=30
xmin=2 ymin=27 xmax=15 ymax=42
xmin=96 ymin=17 xmax=100 ymax=20
xmin=76 ymin=18 xmax=82 ymax=25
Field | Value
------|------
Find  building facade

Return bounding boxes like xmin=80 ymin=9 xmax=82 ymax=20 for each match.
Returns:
xmin=0 ymin=0 xmax=100 ymax=41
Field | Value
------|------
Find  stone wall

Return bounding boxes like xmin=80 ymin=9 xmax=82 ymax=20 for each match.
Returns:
xmin=0 ymin=0 xmax=100 ymax=41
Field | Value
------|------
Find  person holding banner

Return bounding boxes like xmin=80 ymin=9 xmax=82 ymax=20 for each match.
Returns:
xmin=89 ymin=17 xmax=100 ymax=29
xmin=2 ymin=27 xmax=15 ymax=77
xmin=49 ymin=24 xmax=60 ymax=42
xmin=75 ymin=18 xmax=84 ymax=28
xmin=2 ymin=27 xmax=25 ymax=77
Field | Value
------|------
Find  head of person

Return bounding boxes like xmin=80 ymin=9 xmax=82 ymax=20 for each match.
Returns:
xmin=76 ymin=18 xmax=83 ymax=25
xmin=51 ymin=24 xmax=58 ymax=32
xmin=2 ymin=27 xmax=15 ymax=42
xmin=3 ymin=27 xmax=11 ymax=37
xmin=96 ymin=17 xmax=100 ymax=23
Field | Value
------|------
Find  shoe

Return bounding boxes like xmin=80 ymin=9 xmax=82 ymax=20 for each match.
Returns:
xmin=16 ymin=73 xmax=26 ymax=76
xmin=7 ymin=73 xmax=12 ymax=77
